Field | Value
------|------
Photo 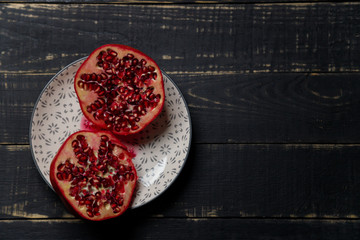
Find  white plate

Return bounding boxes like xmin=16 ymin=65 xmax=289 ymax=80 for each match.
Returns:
xmin=30 ymin=58 xmax=192 ymax=208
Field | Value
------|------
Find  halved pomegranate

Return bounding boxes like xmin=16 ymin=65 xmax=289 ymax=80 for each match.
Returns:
xmin=74 ymin=44 xmax=165 ymax=135
xmin=50 ymin=131 xmax=137 ymax=221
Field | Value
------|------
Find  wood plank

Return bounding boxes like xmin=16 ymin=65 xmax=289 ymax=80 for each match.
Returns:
xmin=2 ymin=144 xmax=360 ymax=219
xmin=0 ymin=3 xmax=359 ymax=74
xmin=2 ymin=73 xmax=360 ymax=144
xmin=0 ymin=0 xmax=343 ymax=3
xmin=1 ymin=218 xmax=360 ymax=240
xmin=181 ymin=73 xmax=360 ymax=144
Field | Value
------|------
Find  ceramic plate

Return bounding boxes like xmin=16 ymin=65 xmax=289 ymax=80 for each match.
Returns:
xmin=30 ymin=58 xmax=192 ymax=208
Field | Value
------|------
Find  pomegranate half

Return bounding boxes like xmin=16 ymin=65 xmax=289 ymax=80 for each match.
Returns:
xmin=50 ymin=131 xmax=137 ymax=221
xmin=74 ymin=44 xmax=165 ymax=135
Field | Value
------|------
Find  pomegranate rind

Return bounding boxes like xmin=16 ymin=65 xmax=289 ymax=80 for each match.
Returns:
xmin=50 ymin=130 xmax=137 ymax=221
xmin=74 ymin=44 xmax=165 ymax=135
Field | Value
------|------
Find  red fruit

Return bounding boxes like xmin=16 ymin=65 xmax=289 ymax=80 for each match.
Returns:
xmin=74 ymin=44 xmax=165 ymax=135
xmin=50 ymin=131 xmax=137 ymax=221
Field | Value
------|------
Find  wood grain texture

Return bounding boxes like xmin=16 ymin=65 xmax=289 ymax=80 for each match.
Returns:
xmin=0 ymin=218 xmax=360 ymax=240
xmin=2 ymin=73 xmax=360 ymax=144
xmin=1 ymin=2 xmax=360 ymax=239
xmin=0 ymin=0 xmax=341 ymax=3
xmin=1 ymin=3 xmax=360 ymax=144
xmin=182 ymin=73 xmax=360 ymax=144
xmin=2 ymin=144 xmax=360 ymax=219
xmin=0 ymin=3 xmax=359 ymax=75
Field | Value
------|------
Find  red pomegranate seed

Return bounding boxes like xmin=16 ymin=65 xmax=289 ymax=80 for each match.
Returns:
xmin=103 ymin=62 xmax=109 ymax=69
xmin=148 ymin=66 xmax=155 ymax=72
xmin=74 ymin=44 xmax=164 ymax=136
xmin=108 ymin=50 xmax=117 ymax=57
xmin=77 ymin=81 xmax=84 ymax=88
xmin=87 ymin=210 xmax=94 ymax=218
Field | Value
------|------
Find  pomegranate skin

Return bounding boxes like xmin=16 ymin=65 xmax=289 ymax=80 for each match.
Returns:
xmin=74 ymin=44 xmax=165 ymax=135
xmin=50 ymin=130 xmax=137 ymax=221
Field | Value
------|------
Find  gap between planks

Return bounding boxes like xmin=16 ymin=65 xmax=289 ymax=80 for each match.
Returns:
xmin=2 ymin=71 xmax=360 ymax=77
xmin=1 ymin=216 xmax=360 ymax=223
xmin=0 ymin=1 xmax=355 ymax=6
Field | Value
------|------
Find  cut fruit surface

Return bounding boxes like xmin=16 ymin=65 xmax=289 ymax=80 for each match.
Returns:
xmin=74 ymin=44 xmax=165 ymax=135
xmin=50 ymin=131 xmax=137 ymax=221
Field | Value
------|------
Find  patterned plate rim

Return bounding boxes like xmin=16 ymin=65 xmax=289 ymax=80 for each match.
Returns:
xmin=29 ymin=57 xmax=192 ymax=209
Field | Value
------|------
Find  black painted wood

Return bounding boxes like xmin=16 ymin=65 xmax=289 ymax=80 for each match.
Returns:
xmin=1 ymin=2 xmax=360 ymax=145
xmin=2 ymin=144 xmax=360 ymax=219
xmin=0 ymin=0 xmax=342 ymax=3
xmin=0 ymin=3 xmax=359 ymax=75
xmin=1 ymin=218 xmax=360 ymax=240
xmin=2 ymin=73 xmax=360 ymax=144
xmin=1 ymin=1 xmax=360 ymax=239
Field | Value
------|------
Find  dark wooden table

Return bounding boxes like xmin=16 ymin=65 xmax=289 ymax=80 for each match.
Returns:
xmin=1 ymin=1 xmax=360 ymax=239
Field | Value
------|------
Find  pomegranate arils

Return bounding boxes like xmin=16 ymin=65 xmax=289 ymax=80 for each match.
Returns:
xmin=53 ymin=133 xmax=137 ymax=219
xmin=75 ymin=45 xmax=164 ymax=135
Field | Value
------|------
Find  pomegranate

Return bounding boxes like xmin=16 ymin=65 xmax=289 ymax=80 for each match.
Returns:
xmin=74 ymin=44 xmax=165 ymax=135
xmin=50 ymin=131 xmax=137 ymax=221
